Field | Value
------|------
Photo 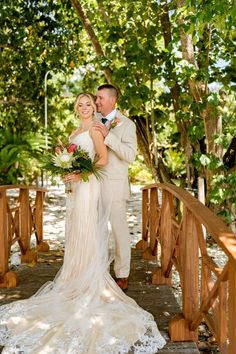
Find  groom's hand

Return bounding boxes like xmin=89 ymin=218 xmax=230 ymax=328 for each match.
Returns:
xmin=93 ymin=121 xmax=109 ymax=138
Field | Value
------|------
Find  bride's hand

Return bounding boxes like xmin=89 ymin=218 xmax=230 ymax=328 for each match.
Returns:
xmin=55 ymin=146 xmax=62 ymax=154
xmin=55 ymin=139 xmax=64 ymax=154
xmin=92 ymin=122 xmax=109 ymax=138
xmin=63 ymin=173 xmax=81 ymax=183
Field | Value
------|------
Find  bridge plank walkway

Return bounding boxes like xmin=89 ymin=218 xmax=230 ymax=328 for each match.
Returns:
xmin=0 ymin=248 xmax=199 ymax=354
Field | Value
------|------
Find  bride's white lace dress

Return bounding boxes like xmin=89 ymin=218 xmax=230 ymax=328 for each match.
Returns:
xmin=0 ymin=131 xmax=166 ymax=353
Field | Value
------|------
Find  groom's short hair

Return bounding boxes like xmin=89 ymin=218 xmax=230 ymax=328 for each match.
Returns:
xmin=98 ymin=84 xmax=118 ymax=100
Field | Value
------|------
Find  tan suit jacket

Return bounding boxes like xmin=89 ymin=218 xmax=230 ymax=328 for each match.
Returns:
xmin=98 ymin=110 xmax=137 ymax=202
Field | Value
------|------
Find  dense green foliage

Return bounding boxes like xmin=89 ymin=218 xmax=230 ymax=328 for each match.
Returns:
xmin=0 ymin=0 xmax=80 ymax=182
xmin=0 ymin=0 xmax=235 ymax=224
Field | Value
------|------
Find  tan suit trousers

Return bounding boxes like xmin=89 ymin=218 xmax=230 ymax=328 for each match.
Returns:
xmin=110 ymin=200 xmax=131 ymax=278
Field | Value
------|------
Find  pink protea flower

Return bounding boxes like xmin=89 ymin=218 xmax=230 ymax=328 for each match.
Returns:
xmin=67 ymin=143 xmax=77 ymax=153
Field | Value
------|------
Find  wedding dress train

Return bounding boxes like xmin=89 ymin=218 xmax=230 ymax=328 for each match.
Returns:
xmin=0 ymin=131 xmax=166 ymax=353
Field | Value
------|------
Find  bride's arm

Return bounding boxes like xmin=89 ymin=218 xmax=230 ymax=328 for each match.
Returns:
xmin=90 ymin=128 xmax=108 ymax=167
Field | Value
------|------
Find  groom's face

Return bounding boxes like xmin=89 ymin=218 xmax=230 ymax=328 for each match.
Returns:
xmin=95 ymin=89 xmax=116 ymax=117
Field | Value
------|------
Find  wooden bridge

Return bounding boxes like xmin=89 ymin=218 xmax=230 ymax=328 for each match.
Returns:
xmin=0 ymin=185 xmax=49 ymax=288
xmin=0 ymin=183 xmax=236 ymax=353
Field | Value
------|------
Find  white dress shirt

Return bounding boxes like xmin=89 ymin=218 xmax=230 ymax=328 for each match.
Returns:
xmin=104 ymin=108 xmax=117 ymax=122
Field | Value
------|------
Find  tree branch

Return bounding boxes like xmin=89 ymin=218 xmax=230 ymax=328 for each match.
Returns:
xmin=96 ymin=0 xmax=111 ymax=24
xmin=0 ymin=44 xmax=13 ymax=49
xmin=71 ymin=0 xmax=113 ymax=83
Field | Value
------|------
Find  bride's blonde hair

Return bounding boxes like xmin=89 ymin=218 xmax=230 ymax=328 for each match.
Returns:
xmin=74 ymin=93 xmax=97 ymax=117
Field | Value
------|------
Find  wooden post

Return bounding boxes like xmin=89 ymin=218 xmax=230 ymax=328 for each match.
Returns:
xmin=136 ymin=188 xmax=149 ymax=250
xmin=35 ymin=191 xmax=49 ymax=252
xmin=149 ymin=187 xmax=158 ymax=253
xmin=152 ymin=190 xmax=172 ymax=285
xmin=142 ymin=189 xmax=149 ymax=242
xmin=169 ymin=208 xmax=199 ymax=341
xmin=201 ymin=257 xmax=212 ymax=311
xmin=182 ymin=211 xmax=199 ymax=322
xmin=228 ymin=264 xmax=236 ymax=354
xmin=142 ymin=187 xmax=159 ymax=260
xmin=161 ymin=192 xmax=174 ymax=272
xmin=19 ymin=188 xmax=37 ymax=263
xmin=0 ymin=189 xmax=8 ymax=282
xmin=0 ymin=189 xmax=18 ymax=288
xmin=19 ymin=188 xmax=30 ymax=253
xmin=218 ymin=280 xmax=227 ymax=354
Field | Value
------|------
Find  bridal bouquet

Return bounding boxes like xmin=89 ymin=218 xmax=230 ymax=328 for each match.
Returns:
xmin=44 ymin=142 xmax=100 ymax=192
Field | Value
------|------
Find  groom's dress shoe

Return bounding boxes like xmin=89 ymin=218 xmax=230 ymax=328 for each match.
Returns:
xmin=116 ymin=277 xmax=129 ymax=292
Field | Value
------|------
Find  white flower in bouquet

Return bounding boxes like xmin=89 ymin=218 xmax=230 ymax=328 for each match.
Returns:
xmin=52 ymin=149 xmax=74 ymax=169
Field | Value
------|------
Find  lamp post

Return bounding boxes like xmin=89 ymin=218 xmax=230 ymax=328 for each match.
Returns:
xmin=44 ymin=70 xmax=71 ymax=150
xmin=43 ymin=70 xmax=72 ymax=186
xmin=41 ymin=70 xmax=51 ymax=187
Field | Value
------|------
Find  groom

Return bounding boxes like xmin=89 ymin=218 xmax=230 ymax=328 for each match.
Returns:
xmin=94 ymin=84 xmax=137 ymax=291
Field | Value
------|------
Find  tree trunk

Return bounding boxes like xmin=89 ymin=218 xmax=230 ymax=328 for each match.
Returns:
xmin=135 ymin=117 xmax=171 ymax=183
xmin=223 ymin=137 xmax=236 ymax=170
xmin=177 ymin=0 xmax=223 ymax=198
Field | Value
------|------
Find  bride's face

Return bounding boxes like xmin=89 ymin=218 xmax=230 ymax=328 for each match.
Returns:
xmin=77 ymin=96 xmax=94 ymax=121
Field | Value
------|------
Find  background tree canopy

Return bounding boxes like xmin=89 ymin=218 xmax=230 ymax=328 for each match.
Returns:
xmin=0 ymin=0 xmax=235 ymax=224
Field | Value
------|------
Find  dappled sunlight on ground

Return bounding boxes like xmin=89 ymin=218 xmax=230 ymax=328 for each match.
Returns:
xmin=127 ymin=185 xmax=142 ymax=247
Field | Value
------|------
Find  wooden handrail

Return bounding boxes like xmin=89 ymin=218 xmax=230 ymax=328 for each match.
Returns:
xmin=136 ymin=183 xmax=236 ymax=354
xmin=161 ymin=183 xmax=236 ymax=266
xmin=0 ymin=185 xmax=48 ymax=192
xmin=0 ymin=185 xmax=49 ymax=288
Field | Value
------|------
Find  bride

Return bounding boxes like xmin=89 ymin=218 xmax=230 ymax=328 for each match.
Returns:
xmin=0 ymin=93 xmax=166 ymax=353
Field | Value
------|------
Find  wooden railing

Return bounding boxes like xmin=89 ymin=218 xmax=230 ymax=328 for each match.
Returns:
xmin=0 ymin=185 xmax=49 ymax=288
xmin=136 ymin=183 xmax=236 ymax=354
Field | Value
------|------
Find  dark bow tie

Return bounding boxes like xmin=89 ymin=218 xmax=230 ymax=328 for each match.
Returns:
xmin=101 ymin=117 xmax=108 ymax=124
